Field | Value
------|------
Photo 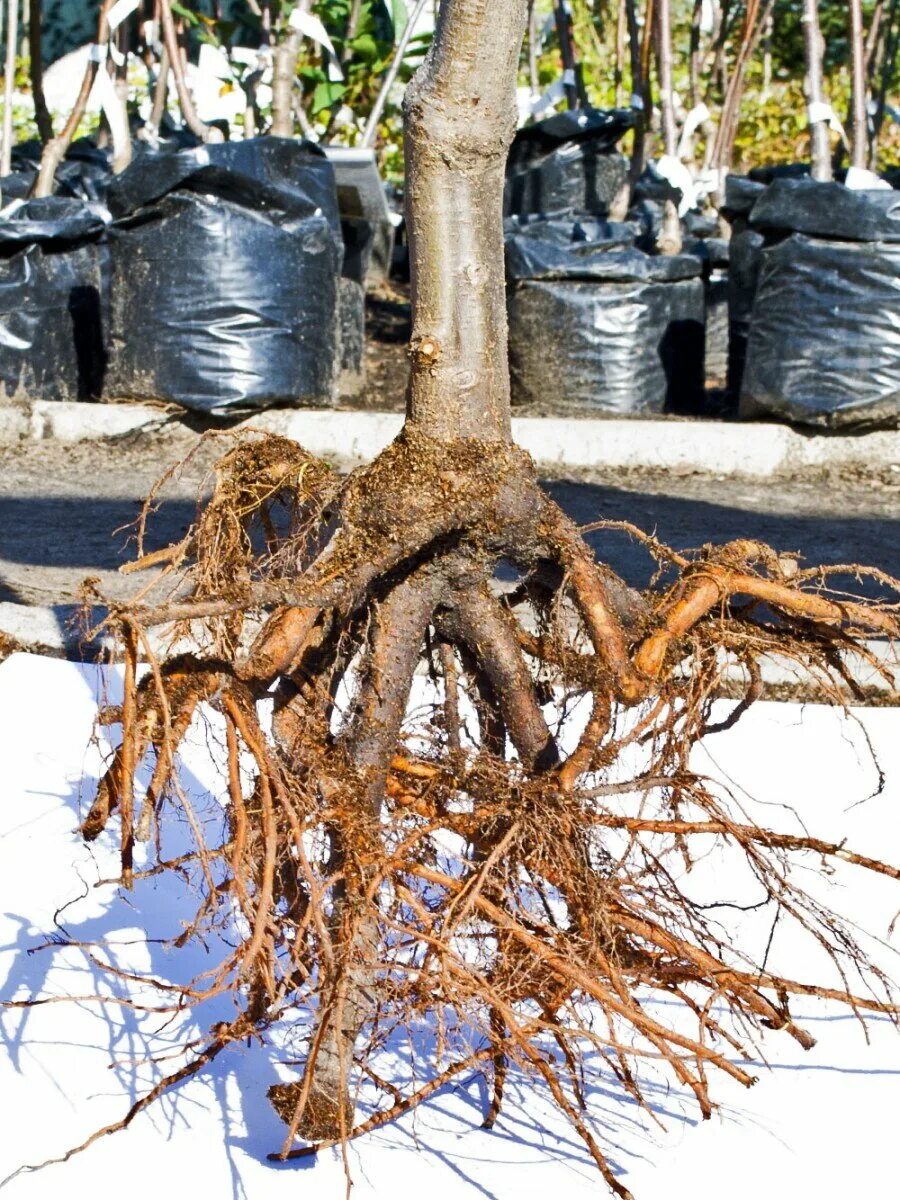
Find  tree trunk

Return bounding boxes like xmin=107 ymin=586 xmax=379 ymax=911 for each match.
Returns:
xmin=342 ymin=0 xmax=363 ymax=65
xmin=32 ymin=0 xmax=114 ymax=196
xmin=112 ymin=19 xmax=133 ymax=172
xmin=615 ymin=0 xmax=626 ymax=107
xmin=638 ymin=0 xmax=657 ymax=163
xmin=362 ymin=0 xmax=430 ymax=148
xmin=802 ymin=0 xmax=832 ymax=181
xmin=710 ymin=0 xmax=774 ymax=202
xmin=290 ymin=0 xmax=531 ymax=1138
xmin=654 ymin=0 xmax=682 ymax=255
xmin=28 ymin=0 xmax=52 ymax=143
xmin=624 ymin=0 xmax=646 ymax=180
xmin=159 ymin=0 xmax=223 ymax=143
xmin=271 ymin=28 xmax=302 ymax=136
xmin=848 ymin=0 xmax=868 ymax=170
xmin=761 ymin=7 xmax=773 ymax=99
xmin=147 ymin=46 xmax=170 ymax=138
xmin=655 ymin=0 xmax=677 ymax=157
xmin=870 ymin=0 xmax=899 ymax=168
xmin=865 ymin=0 xmax=885 ymax=75
xmin=1 ymin=0 xmax=19 ymax=177
xmin=688 ymin=0 xmax=702 ymax=107
xmin=553 ymin=1 xmax=583 ymax=110
xmin=404 ymin=0 xmax=529 ymax=444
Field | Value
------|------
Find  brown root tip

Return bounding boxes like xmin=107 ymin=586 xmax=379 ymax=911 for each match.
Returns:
xmin=80 ymin=782 xmax=115 ymax=842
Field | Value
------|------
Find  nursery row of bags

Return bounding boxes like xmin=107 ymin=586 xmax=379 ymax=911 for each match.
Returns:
xmin=502 ymin=107 xmax=899 ymax=429
xmin=0 ymin=137 xmax=375 ymax=415
xmin=4 ymin=115 xmax=897 ymax=429
xmin=724 ymin=173 xmax=900 ymax=430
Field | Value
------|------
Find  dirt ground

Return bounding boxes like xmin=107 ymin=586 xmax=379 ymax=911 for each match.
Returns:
xmin=1 ymin=286 xmax=897 ymax=620
xmin=1 ymin=421 xmax=897 ymax=613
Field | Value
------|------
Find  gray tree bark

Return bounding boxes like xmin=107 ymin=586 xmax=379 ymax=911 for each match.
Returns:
xmin=290 ymin=0 xmax=532 ymax=1141
xmin=403 ymin=0 xmax=529 ymax=444
xmin=1 ymin=0 xmax=19 ymax=176
xmin=848 ymin=0 xmax=869 ymax=170
xmin=802 ymin=0 xmax=833 ymax=181
xmin=270 ymin=28 xmax=302 ymax=136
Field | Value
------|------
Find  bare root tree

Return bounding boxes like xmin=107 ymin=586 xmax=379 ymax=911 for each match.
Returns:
xmin=6 ymin=0 xmax=900 ymax=1194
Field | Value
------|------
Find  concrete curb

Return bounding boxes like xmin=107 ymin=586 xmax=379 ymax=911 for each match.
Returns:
xmin=1 ymin=600 xmax=896 ymax=698
xmin=2 ymin=401 xmax=897 ymax=479
xmin=0 ymin=602 xmax=171 ymax=658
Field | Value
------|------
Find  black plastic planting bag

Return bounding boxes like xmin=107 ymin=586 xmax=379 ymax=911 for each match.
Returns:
xmin=704 ymin=266 xmax=729 ymax=387
xmin=506 ymin=216 xmax=704 ymax=413
xmin=685 ymin=237 xmax=730 ymax=388
xmin=105 ymin=138 xmax=342 ymax=414
xmin=337 ymin=219 xmax=371 ymax=395
xmin=505 ymin=108 xmax=633 ymax=217
xmin=748 ymin=177 xmax=900 ymax=243
xmin=720 ymin=175 xmax=767 ymax=400
xmin=0 ymin=198 xmax=108 ymax=403
xmin=740 ymin=233 xmax=900 ymax=429
xmin=726 ymin=223 xmax=764 ymax=400
xmin=5 ymin=138 xmax=113 ymax=202
xmin=506 ymin=214 xmax=636 ymax=277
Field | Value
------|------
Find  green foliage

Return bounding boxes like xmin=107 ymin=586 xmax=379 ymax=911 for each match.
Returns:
xmin=3 ymin=1 xmax=897 ymax=180
xmin=524 ymin=0 xmax=900 ymax=173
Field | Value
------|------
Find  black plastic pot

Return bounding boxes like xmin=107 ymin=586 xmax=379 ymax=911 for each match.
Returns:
xmin=504 ymin=108 xmax=633 ymax=218
xmin=104 ymin=137 xmax=343 ymax=415
xmin=739 ymin=177 xmax=900 ymax=429
xmin=0 ymin=197 xmax=108 ymax=403
xmin=506 ymin=215 xmax=705 ymax=414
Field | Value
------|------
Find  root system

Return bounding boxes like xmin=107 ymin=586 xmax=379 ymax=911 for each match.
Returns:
xmin=6 ymin=429 xmax=900 ymax=1198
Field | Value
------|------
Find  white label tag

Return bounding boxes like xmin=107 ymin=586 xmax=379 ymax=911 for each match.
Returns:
xmin=107 ymin=0 xmax=140 ymax=33
xmin=289 ymin=8 xmax=336 ymax=54
xmin=94 ymin=65 xmax=130 ymax=158
xmin=845 ymin=166 xmax=892 ymax=191
xmin=530 ymin=77 xmax=565 ymax=116
xmin=289 ymin=8 xmax=344 ymax=81
xmin=807 ymin=100 xmax=845 ymax=137
xmin=695 ymin=165 xmax=725 ymax=198
xmin=677 ymin=102 xmax=711 ymax=156
xmin=656 ymin=153 xmax=697 ymax=216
